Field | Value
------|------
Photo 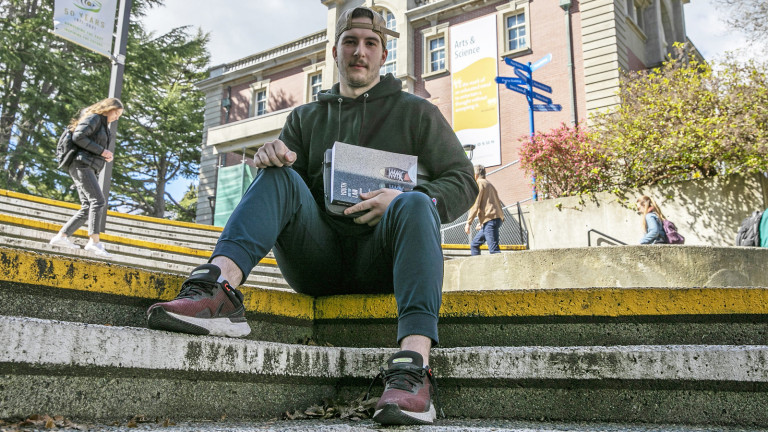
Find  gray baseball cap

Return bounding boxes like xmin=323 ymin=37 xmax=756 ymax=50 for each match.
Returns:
xmin=335 ymin=6 xmax=400 ymax=45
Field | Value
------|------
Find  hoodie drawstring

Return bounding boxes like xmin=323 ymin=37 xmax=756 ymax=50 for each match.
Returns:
xmin=356 ymin=93 xmax=369 ymax=146
xmin=337 ymin=98 xmax=343 ymax=141
xmin=336 ymin=93 xmax=369 ymax=146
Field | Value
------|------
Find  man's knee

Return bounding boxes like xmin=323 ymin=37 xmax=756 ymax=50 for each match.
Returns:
xmin=390 ymin=192 xmax=437 ymax=218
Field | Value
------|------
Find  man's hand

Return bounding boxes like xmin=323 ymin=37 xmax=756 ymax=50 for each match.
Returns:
xmin=464 ymin=223 xmax=471 ymax=235
xmin=345 ymin=188 xmax=403 ymax=226
xmin=254 ymin=139 xmax=297 ymax=168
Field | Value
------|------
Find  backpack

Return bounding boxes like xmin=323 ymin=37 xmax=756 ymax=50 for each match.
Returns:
xmin=662 ymin=219 xmax=685 ymax=244
xmin=55 ymin=128 xmax=77 ymax=169
xmin=735 ymin=210 xmax=764 ymax=247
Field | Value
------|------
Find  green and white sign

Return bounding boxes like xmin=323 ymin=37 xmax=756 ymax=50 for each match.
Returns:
xmin=53 ymin=0 xmax=118 ymax=57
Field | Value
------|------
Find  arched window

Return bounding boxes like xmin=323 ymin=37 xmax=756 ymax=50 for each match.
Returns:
xmin=378 ymin=9 xmax=397 ymax=75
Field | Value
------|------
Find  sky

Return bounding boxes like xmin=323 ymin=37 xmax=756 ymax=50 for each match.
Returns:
xmin=144 ymin=0 xmax=763 ymax=200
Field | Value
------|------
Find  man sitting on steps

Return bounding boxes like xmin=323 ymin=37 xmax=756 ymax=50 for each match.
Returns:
xmin=146 ymin=6 xmax=477 ymax=426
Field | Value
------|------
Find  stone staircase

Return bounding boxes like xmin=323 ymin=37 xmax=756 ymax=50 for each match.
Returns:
xmin=0 ymin=189 xmax=288 ymax=290
xmin=1 ymin=189 xmax=767 ymax=428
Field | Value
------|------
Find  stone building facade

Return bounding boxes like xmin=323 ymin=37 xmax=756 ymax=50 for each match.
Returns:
xmin=194 ymin=0 xmax=694 ymax=225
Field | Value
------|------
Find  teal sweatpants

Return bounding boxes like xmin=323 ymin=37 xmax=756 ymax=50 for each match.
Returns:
xmin=211 ymin=167 xmax=444 ymax=345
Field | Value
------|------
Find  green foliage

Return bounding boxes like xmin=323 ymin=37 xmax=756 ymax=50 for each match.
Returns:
xmin=593 ymin=45 xmax=768 ymax=189
xmin=520 ymin=45 xmax=768 ymax=199
xmin=165 ymin=183 xmax=197 ymax=222
xmin=0 ymin=0 xmax=208 ymax=218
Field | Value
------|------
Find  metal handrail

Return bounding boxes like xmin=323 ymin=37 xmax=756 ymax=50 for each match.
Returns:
xmin=517 ymin=201 xmax=529 ymax=249
xmin=440 ymin=199 xmax=530 ymax=233
xmin=587 ymin=229 xmax=627 ymax=246
xmin=487 ymin=159 xmax=519 ymax=176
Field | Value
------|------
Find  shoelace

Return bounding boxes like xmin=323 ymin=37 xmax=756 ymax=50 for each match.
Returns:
xmin=363 ymin=365 xmax=445 ymax=418
xmin=175 ymin=280 xmax=217 ymax=299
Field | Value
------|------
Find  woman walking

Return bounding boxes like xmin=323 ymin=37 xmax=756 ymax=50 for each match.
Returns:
xmin=637 ymin=195 xmax=668 ymax=244
xmin=49 ymin=97 xmax=123 ymax=256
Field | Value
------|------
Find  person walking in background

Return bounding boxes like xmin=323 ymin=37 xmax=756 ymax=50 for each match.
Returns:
xmin=637 ymin=195 xmax=668 ymax=244
xmin=465 ymin=164 xmax=505 ymax=255
xmin=49 ymin=97 xmax=123 ymax=257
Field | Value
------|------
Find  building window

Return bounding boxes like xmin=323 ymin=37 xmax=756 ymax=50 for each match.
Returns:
xmin=429 ymin=37 xmax=445 ymax=72
xmin=497 ymin=1 xmax=531 ymax=58
xmin=626 ymin=0 xmax=647 ymax=32
xmin=309 ymin=73 xmax=322 ymax=101
xmin=255 ymin=90 xmax=267 ymax=116
xmin=421 ymin=23 xmax=449 ymax=77
xmin=506 ymin=12 xmax=526 ymax=51
xmin=303 ymin=61 xmax=325 ymax=103
xmin=379 ymin=9 xmax=397 ymax=75
xmin=249 ymin=79 xmax=270 ymax=117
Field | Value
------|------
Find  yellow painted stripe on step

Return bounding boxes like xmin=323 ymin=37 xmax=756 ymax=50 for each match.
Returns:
xmin=439 ymin=287 xmax=768 ymax=318
xmin=442 ymin=244 xmax=526 ymax=251
xmin=0 ymin=247 xmax=312 ymax=319
xmin=0 ymin=213 xmax=277 ymax=266
xmin=0 ymin=188 xmax=222 ymax=232
xmin=314 ymin=294 xmax=398 ymax=319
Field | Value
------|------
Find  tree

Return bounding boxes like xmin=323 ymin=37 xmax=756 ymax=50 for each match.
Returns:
xmin=591 ymin=45 xmax=768 ymax=189
xmin=0 ymin=0 xmax=209 ymax=219
xmin=166 ymin=183 xmax=197 ymax=222
xmin=107 ymin=26 xmax=209 ymax=217
xmin=715 ymin=0 xmax=768 ymax=47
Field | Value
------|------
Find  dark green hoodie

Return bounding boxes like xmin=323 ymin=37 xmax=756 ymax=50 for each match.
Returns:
xmin=279 ymin=74 xmax=478 ymax=230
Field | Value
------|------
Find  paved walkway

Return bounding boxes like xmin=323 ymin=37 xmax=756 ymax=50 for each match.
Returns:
xmin=17 ymin=419 xmax=767 ymax=431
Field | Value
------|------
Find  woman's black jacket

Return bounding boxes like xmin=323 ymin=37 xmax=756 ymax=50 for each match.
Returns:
xmin=71 ymin=113 xmax=109 ymax=171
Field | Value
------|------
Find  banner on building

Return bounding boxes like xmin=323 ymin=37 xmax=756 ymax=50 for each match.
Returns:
xmin=213 ymin=163 xmax=258 ymax=227
xmin=450 ymin=15 xmax=501 ymax=167
xmin=53 ymin=0 xmax=118 ymax=58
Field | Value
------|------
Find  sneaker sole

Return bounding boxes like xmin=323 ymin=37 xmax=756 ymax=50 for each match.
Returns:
xmin=147 ymin=308 xmax=251 ymax=338
xmin=50 ymin=242 xmax=80 ymax=249
xmin=372 ymin=403 xmax=435 ymax=425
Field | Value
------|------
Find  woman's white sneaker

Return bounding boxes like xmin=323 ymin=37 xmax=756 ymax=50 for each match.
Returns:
xmin=49 ymin=234 xmax=79 ymax=249
xmin=84 ymin=241 xmax=113 ymax=257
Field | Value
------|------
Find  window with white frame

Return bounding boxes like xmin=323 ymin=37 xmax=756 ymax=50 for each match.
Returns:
xmin=506 ymin=12 xmax=526 ymax=51
xmin=379 ymin=9 xmax=397 ymax=75
xmin=497 ymin=2 xmax=531 ymax=58
xmin=309 ymin=73 xmax=322 ymax=101
xmin=421 ymin=23 xmax=449 ymax=77
xmin=429 ymin=37 xmax=445 ymax=72
xmin=255 ymin=90 xmax=267 ymax=116
xmin=249 ymin=79 xmax=270 ymax=117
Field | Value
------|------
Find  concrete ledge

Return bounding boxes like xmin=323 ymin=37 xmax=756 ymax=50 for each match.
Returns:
xmin=444 ymin=245 xmax=768 ymax=291
xmin=3 ymin=246 xmax=768 ymax=347
xmin=2 ymin=315 xmax=767 ymax=425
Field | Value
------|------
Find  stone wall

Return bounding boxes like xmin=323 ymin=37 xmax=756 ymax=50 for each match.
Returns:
xmin=525 ymin=173 xmax=768 ymax=249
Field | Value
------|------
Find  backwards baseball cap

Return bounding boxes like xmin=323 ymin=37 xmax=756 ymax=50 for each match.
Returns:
xmin=335 ymin=6 xmax=400 ymax=46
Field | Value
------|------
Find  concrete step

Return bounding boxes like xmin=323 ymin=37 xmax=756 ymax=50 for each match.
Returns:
xmin=0 ymin=188 xmax=488 ymax=261
xmin=0 ymin=189 xmax=222 ymax=247
xmin=3 ymin=246 xmax=768 ymax=348
xmin=0 ymin=225 xmax=286 ymax=291
xmin=2 ymin=315 xmax=766 ymax=426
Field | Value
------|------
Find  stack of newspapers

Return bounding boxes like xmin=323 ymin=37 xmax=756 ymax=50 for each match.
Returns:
xmin=323 ymin=141 xmax=418 ymax=217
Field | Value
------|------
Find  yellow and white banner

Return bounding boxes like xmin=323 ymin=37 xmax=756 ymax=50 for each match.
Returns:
xmin=53 ymin=0 xmax=118 ymax=58
xmin=450 ymin=15 xmax=501 ymax=167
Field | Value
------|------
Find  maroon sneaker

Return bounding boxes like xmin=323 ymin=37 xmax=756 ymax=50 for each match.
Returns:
xmin=146 ymin=264 xmax=250 ymax=338
xmin=372 ymin=350 xmax=439 ymax=425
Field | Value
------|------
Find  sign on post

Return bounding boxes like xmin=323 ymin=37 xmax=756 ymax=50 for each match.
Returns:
xmin=53 ymin=0 xmax=118 ymax=58
xmin=497 ymin=53 xmax=562 ymax=202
